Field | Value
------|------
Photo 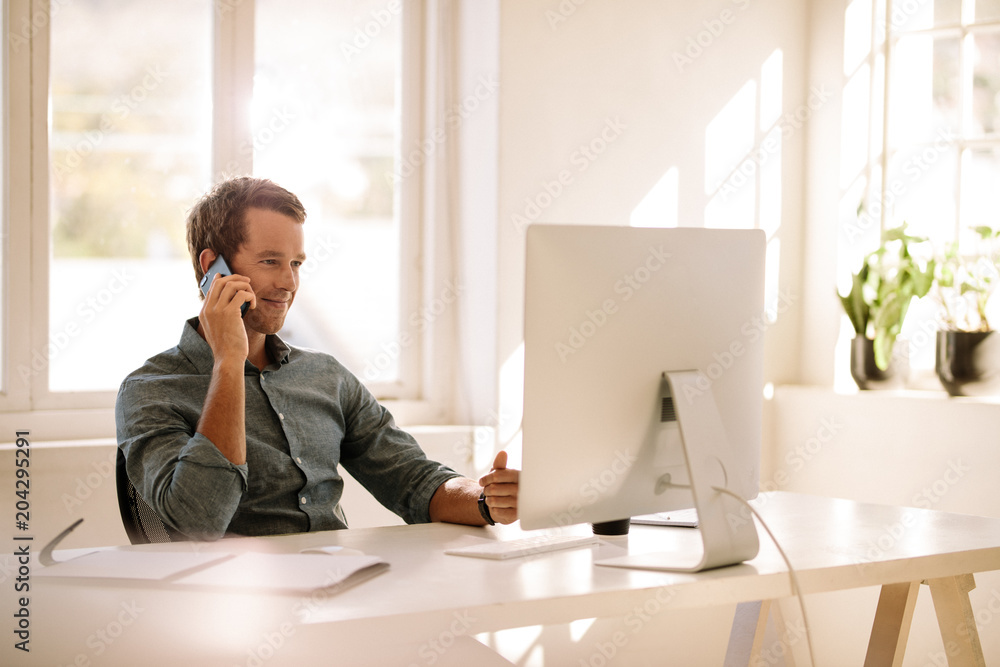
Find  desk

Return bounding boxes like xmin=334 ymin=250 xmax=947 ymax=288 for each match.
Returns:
xmin=10 ymin=492 xmax=1000 ymax=666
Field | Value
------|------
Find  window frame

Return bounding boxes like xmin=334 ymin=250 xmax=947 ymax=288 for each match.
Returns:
xmin=1 ymin=0 xmax=446 ymax=438
xmin=879 ymin=3 xmax=1000 ymax=243
xmin=844 ymin=2 xmax=1000 ymax=236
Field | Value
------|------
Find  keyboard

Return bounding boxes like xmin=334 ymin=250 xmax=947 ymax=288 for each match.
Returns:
xmin=445 ymin=533 xmax=601 ymax=560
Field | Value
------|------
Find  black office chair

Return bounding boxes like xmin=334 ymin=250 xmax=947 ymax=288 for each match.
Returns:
xmin=115 ymin=448 xmax=183 ymax=544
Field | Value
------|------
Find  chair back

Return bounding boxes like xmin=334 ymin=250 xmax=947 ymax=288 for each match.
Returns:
xmin=115 ymin=448 xmax=182 ymax=544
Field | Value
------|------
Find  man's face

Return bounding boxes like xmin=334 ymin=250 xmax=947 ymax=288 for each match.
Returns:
xmin=228 ymin=207 xmax=306 ymax=336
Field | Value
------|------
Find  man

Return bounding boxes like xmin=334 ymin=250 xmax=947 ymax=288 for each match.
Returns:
xmin=116 ymin=177 xmax=518 ymax=540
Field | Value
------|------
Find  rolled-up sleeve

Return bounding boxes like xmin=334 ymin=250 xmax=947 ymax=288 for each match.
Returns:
xmin=116 ymin=376 xmax=247 ymax=541
xmin=338 ymin=381 xmax=461 ymax=525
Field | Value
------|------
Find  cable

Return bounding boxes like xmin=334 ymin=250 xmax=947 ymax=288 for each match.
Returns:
xmin=712 ymin=486 xmax=817 ymax=667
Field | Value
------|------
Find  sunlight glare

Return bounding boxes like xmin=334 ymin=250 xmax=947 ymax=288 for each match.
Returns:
xmin=840 ymin=63 xmax=871 ymax=188
xmin=498 ymin=342 xmax=525 ymax=453
xmin=704 ymin=81 xmax=756 ymax=194
xmin=569 ymin=617 xmax=598 ymax=642
xmin=844 ymin=0 xmax=873 ymax=76
xmin=760 ymin=50 xmax=783 ymax=130
xmin=630 ymin=168 xmax=678 ymax=228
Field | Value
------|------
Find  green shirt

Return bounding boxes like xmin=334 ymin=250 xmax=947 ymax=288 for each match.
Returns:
xmin=115 ymin=317 xmax=460 ymax=540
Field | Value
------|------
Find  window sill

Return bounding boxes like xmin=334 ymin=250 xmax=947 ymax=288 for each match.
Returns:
xmin=772 ymin=383 xmax=1000 ymax=407
xmin=0 ymin=398 xmax=459 ymax=444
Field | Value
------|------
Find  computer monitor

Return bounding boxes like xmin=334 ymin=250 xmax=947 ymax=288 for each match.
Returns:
xmin=518 ymin=224 xmax=766 ymax=572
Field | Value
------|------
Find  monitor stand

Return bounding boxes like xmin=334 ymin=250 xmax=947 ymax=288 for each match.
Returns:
xmin=596 ymin=370 xmax=760 ymax=572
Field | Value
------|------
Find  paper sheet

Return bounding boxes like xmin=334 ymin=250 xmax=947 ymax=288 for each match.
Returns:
xmin=174 ymin=552 xmax=388 ymax=592
xmin=35 ymin=550 xmax=231 ymax=580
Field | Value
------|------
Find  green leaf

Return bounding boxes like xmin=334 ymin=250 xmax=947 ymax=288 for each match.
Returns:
xmin=873 ymin=290 xmax=904 ymax=337
xmin=873 ymin=329 xmax=895 ymax=371
xmin=959 ymin=281 xmax=980 ymax=296
xmin=911 ymin=259 xmax=935 ymax=298
xmin=972 ymin=225 xmax=998 ymax=241
xmin=839 ymin=270 xmax=869 ymax=335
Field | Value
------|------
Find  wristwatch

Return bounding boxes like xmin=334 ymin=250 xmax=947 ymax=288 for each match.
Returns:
xmin=478 ymin=491 xmax=495 ymax=525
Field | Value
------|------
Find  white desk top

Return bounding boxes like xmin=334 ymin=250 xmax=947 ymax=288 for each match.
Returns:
xmin=13 ymin=492 xmax=1000 ymax=666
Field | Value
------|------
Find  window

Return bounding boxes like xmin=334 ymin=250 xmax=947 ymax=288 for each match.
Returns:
xmin=837 ymin=0 xmax=1000 ymax=384
xmin=48 ymin=0 xmax=213 ymax=393
xmin=3 ymin=0 xmax=430 ymax=434
xmin=252 ymin=0 xmax=409 ymax=390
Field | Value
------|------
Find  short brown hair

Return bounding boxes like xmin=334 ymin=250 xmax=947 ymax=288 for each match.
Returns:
xmin=186 ymin=176 xmax=307 ymax=289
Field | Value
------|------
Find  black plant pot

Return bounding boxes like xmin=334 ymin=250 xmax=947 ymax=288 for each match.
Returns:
xmin=851 ymin=336 xmax=908 ymax=390
xmin=935 ymin=330 xmax=1000 ymax=397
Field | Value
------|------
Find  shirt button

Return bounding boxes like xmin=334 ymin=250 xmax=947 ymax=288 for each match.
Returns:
xmin=278 ymin=413 xmax=285 ymax=420
xmin=296 ymin=457 xmax=303 ymax=464
xmin=300 ymin=497 xmax=307 ymax=505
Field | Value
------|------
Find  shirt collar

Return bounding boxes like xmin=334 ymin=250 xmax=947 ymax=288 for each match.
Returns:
xmin=179 ymin=316 xmax=291 ymax=374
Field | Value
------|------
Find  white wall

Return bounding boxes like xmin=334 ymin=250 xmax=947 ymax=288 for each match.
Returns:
xmin=493 ymin=0 xmax=810 ymax=453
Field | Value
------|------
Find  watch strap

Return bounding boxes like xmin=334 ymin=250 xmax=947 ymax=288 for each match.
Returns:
xmin=478 ymin=491 xmax=495 ymax=526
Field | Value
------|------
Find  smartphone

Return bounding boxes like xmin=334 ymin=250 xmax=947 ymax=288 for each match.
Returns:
xmin=199 ymin=255 xmax=250 ymax=317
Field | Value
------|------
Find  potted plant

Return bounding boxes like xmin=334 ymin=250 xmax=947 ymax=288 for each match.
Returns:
xmin=934 ymin=225 xmax=1000 ymax=396
xmin=839 ymin=223 xmax=935 ymax=390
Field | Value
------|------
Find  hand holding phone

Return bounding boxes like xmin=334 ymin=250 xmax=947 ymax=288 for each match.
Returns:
xmin=199 ymin=255 xmax=250 ymax=317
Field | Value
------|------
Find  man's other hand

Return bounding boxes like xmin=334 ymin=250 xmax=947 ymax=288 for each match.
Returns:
xmin=479 ymin=450 xmax=519 ymax=524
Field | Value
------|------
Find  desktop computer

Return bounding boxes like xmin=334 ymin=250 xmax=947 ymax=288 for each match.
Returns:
xmin=518 ymin=224 xmax=766 ymax=571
